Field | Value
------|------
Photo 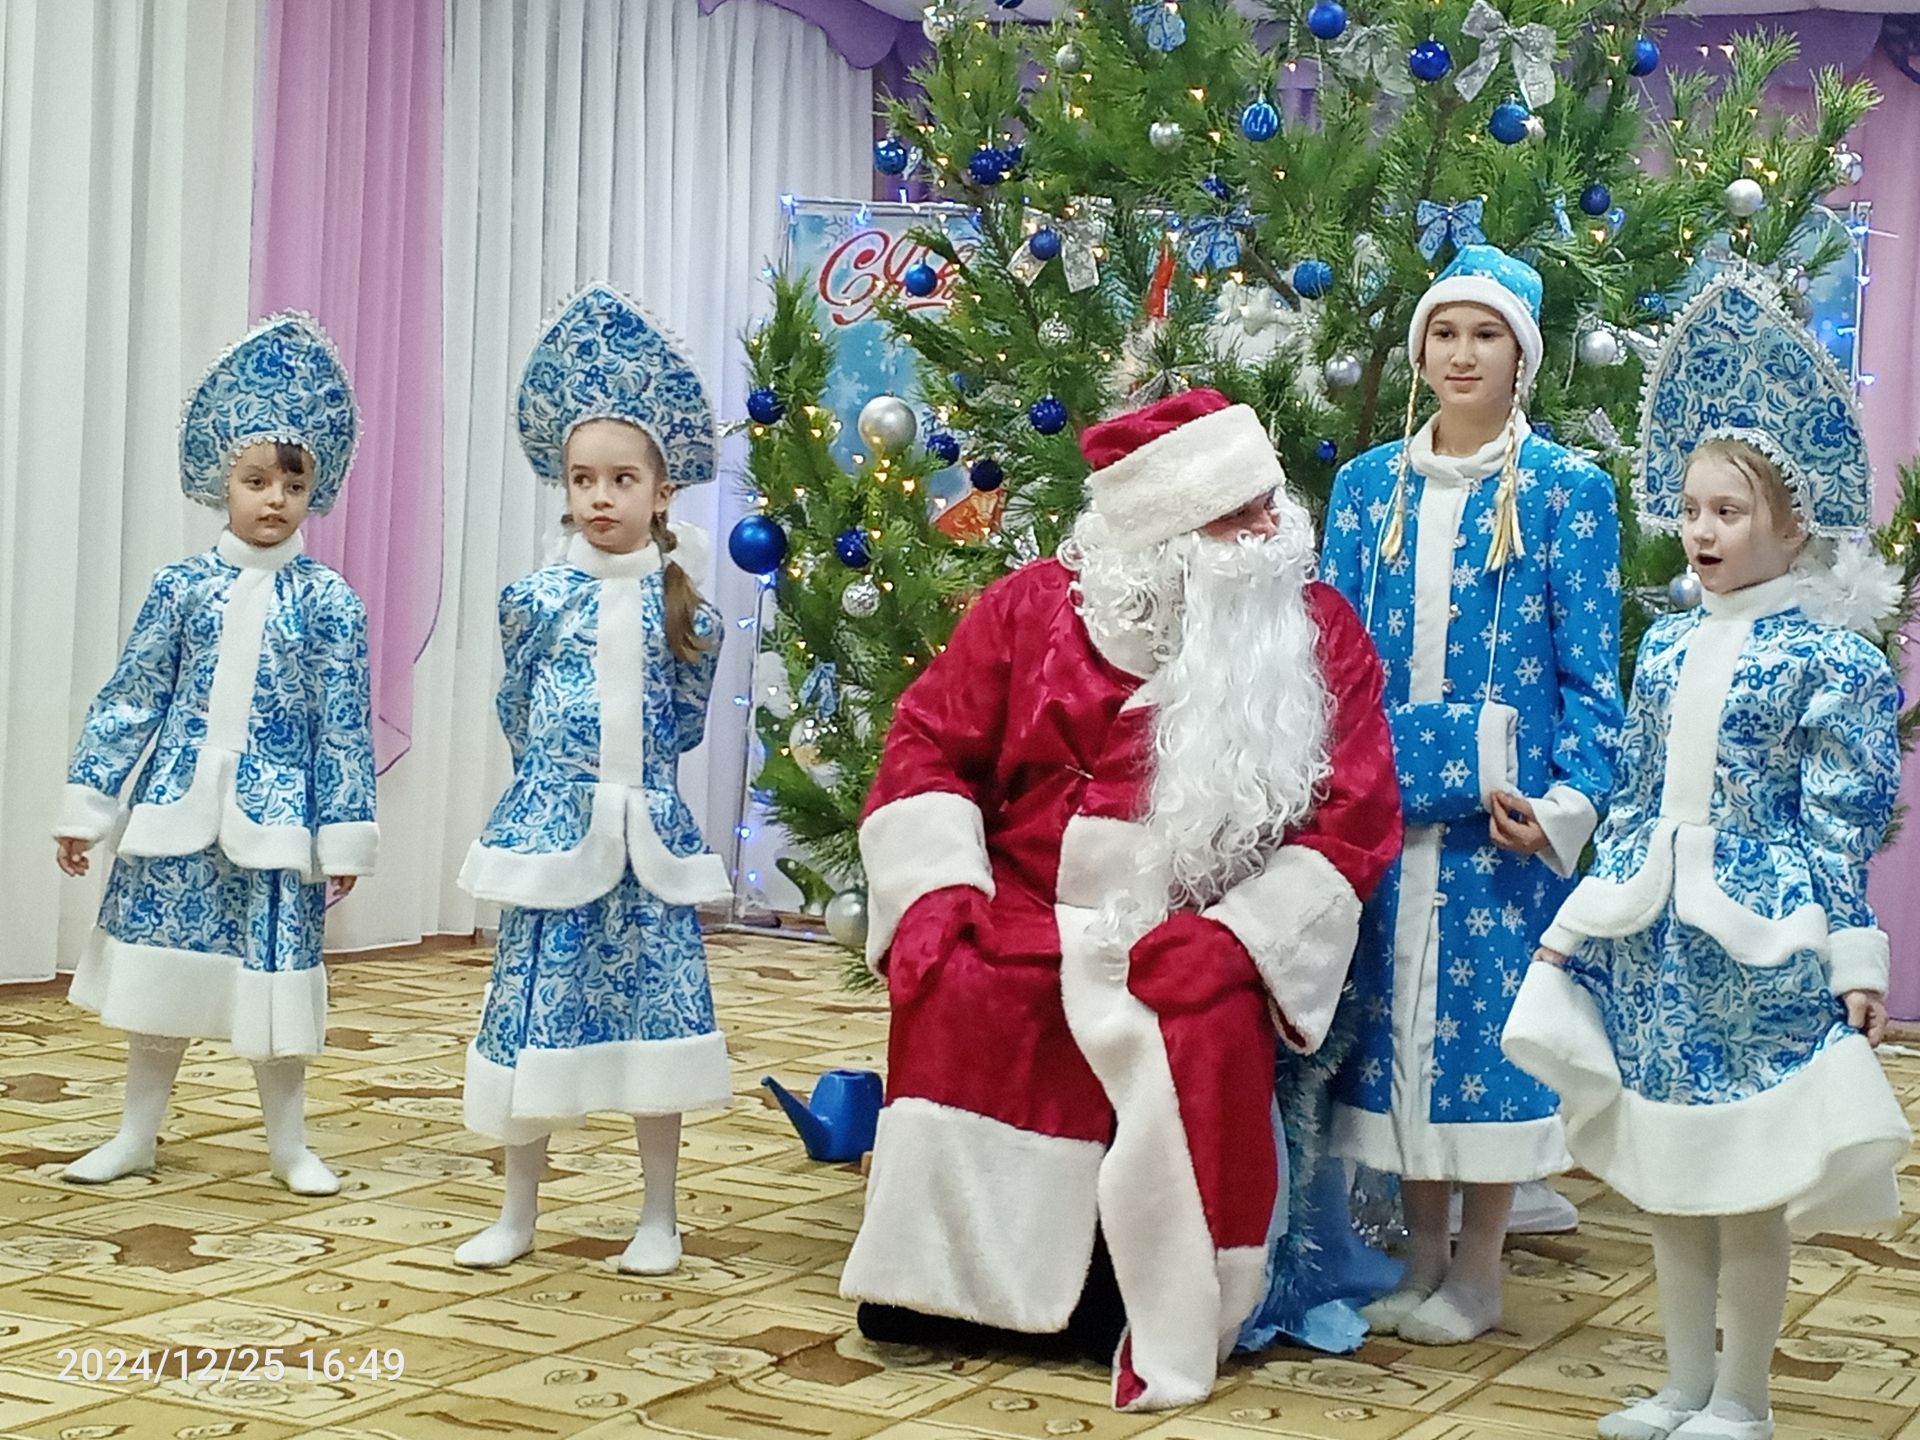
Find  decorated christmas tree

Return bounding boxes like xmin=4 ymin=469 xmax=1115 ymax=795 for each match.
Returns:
xmin=735 ymin=0 xmax=1920 ymax=940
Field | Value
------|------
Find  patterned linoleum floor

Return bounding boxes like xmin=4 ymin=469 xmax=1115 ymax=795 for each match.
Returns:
xmin=1 ymin=931 xmax=1918 ymax=1440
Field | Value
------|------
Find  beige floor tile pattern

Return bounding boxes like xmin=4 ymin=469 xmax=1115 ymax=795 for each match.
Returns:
xmin=0 ymin=930 xmax=1915 ymax=1439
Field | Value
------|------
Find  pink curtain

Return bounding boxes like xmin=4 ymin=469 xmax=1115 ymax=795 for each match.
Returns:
xmin=249 ymin=0 xmax=444 ymax=773
xmin=1841 ymin=54 xmax=1920 ymax=1018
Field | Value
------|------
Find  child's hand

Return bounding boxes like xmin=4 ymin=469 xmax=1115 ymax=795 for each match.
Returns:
xmin=1532 ymin=946 xmax=1568 ymax=967
xmin=329 ymin=875 xmax=359 ymax=901
xmin=1842 ymin=989 xmax=1888 ymax=1047
xmin=1489 ymin=791 xmax=1550 ymax=855
xmin=55 ymin=837 xmax=91 ymax=877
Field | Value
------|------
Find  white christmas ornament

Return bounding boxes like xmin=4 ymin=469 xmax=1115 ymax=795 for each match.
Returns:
xmin=1577 ymin=327 xmax=1622 ymax=367
xmin=1149 ymin=120 xmax=1184 ymax=152
xmin=1833 ymin=149 xmax=1864 ymax=187
xmin=1055 ymin=40 xmax=1085 ymax=71
xmin=1724 ymin=177 xmax=1766 ymax=218
xmin=841 ymin=576 xmax=882 ymax=618
xmin=857 ymin=395 xmax=917 ymax=456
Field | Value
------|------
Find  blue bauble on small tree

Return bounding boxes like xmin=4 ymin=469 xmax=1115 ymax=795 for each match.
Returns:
xmin=926 ymin=431 xmax=961 ymax=466
xmin=1306 ymin=1 xmax=1348 ymax=40
xmin=1408 ymin=39 xmax=1452 ymax=83
xmin=1029 ymin=396 xmax=1069 ymax=435
xmin=1579 ymin=183 xmax=1613 ymax=216
xmin=1239 ymin=99 xmax=1280 ymax=143
xmin=902 ymin=262 xmax=940 ymax=298
xmin=1316 ymin=439 xmax=1339 ymax=463
xmin=1029 ymin=227 xmax=1062 ymax=262
xmin=873 ymin=136 xmax=910 ymax=175
xmin=834 ymin=527 xmax=872 ymax=570
xmin=1292 ymin=258 xmax=1335 ymax=298
xmin=970 ymin=458 xmax=1005 ymax=491
xmin=1628 ymin=36 xmax=1660 ymax=76
xmin=728 ymin=514 xmax=789 ymax=576
xmin=746 ymin=387 xmax=784 ymax=425
xmin=967 ymin=147 xmax=1005 ymax=185
xmin=1489 ymin=102 xmax=1531 ymax=145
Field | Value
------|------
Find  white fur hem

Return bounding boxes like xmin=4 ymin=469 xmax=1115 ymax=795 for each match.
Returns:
xmin=119 ymin=747 xmax=320 ymax=880
xmin=1085 ymin=404 xmax=1286 ymax=552
xmin=463 ymin=1031 xmax=731 ymax=1143
xmin=316 ymin=821 xmax=379 ymax=876
xmin=841 ymin=1097 xmax=1104 ymax=1331
xmin=1827 ymin=926 xmax=1890 ymax=998
xmin=1476 ymin=703 xmax=1518 ymax=809
xmin=1502 ymin=963 xmax=1909 ymax=1229
xmin=1531 ymin=783 xmax=1597 ymax=881
xmin=55 ymin=783 xmax=123 ymax=844
xmin=459 ymin=782 xmax=730 ymax=910
xmin=858 ymin=791 xmax=994 ymax=973
xmin=1203 ymin=845 xmax=1360 ymax=1055
xmin=67 ymin=931 xmax=327 ymax=1058
xmin=1329 ymin=1099 xmax=1570 ymax=1183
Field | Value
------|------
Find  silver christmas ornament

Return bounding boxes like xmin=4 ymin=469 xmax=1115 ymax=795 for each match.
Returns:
xmin=1055 ymin=40 xmax=1085 ymax=71
xmin=922 ymin=7 xmax=956 ymax=41
xmin=1148 ymin=120 xmax=1184 ymax=153
xmin=788 ymin=715 xmax=826 ymax=770
xmin=823 ymin=886 xmax=870 ymax=950
xmin=857 ymin=394 xmax=918 ymax=457
xmin=1039 ymin=317 xmax=1073 ymax=346
xmin=1668 ymin=569 xmax=1703 ymax=609
xmin=1723 ymin=177 xmax=1766 ymax=218
xmin=1833 ymin=148 xmax=1864 ymax=187
xmin=1577 ymin=327 xmax=1622 ymax=368
xmin=841 ymin=575 xmax=882 ymax=618
xmin=1522 ymin=113 xmax=1546 ymax=142
xmin=1323 ymin=352 xmax=1364 ymax=389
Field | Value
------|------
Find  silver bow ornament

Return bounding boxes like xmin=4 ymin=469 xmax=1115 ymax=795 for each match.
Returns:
xmin=1454 ymin=0 xmax=1558 ymax=109
xmin=1009 ymin=202 xmax=1109 ymax=293
xmin=1330 ymin=24 xmax=1415 ymax=98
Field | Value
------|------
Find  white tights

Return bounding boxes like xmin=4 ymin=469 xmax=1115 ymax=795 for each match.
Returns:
xmin=1646 ymin=1209 xmax=1790 ymax=1423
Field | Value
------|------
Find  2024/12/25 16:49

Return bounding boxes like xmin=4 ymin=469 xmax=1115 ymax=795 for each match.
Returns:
xmin=55 ymin=1345 xmax=406 ymax=1384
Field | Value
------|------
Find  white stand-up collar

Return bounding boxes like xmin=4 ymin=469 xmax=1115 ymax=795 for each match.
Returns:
xmin=1405 ymin=411 xmax=1526 ymax=490
xmin=216 ymin=529 xmax=304 ymax=571
xmin=1698 ymin=570 xmax=1800 ymax=622
xmin=566 ymin=531 xmax=662 ymax=580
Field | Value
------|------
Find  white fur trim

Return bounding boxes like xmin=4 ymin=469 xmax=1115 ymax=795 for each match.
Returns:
xmin=1659 ymin=611 xmax=1754 ymax=823
xmin=858 ymin=791 xmax=994 ymax=972
xmin=1202 ymin=844 xmax=1360 ymax=1055
xmin=598 ymin=573 xmax=647 ymax=786
xmin=54 ymin=784 xmax=122 ymax=844
xmin=1531 ymin=783 xmax=1598 ymax=881
xmin=1057 ymin=813 xmax=1162 ymax=911
xmin=1410 ymin=476 xmax=1472 ymax=701
xmin=840 ymin=1097 xmax=1104 ymax=1331
xmin=1502 ymin=962 xmax=1909 ymax=1230
xmin=1330 ymin=1099 xmax=1569 ymax=1184
xmin=1826 ymin=926 xmax=1890 ymax=998
xmin=1409 ymin=275 xmax=1544 ymax=395
xmin=459 ymin=784 xmax=728 ymax=910
xmin=1476 ymin=703 xmax=1518 ymax=809
xmin=1058 ymin=904 xmax=1236 ymax=1410
xmin=216 ymin=528 xmax=304 ymax=571
xmin=206 ymin=568 xmax=274 ymax=752
xmin=68 ymin=930 xmax=327 ymax=1059
xmin=563 ymin=531 xmax=662 ymax=580
xmin=463 ymin=1029 xmax=730 ymax=1144
xmin=1086 ymin=404 xmax=1286 ymax=553
xmin=315 ymin=822 xmax=379 ymax=877
xmin=120 ymin=747 xmax=319 ymax=880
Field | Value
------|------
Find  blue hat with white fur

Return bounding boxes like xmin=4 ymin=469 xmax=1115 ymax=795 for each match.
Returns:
xmin=1407 ymin=245 xmax=1545 ymax=396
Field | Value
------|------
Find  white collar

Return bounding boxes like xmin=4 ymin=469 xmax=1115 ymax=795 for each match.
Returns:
xmin=1405 ymin=411 xmax=1525 ymax=489
xmin=566 ymin=531 xmax=662 ymax=580
xmin=217 ymin=528 xmax=304 ymax=571
xmin=1699 ymin=570 xmax=1801 ymax=621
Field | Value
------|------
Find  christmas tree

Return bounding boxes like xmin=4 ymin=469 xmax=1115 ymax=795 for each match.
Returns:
xmin=736 ymin=0 xmax=1920 ymax=936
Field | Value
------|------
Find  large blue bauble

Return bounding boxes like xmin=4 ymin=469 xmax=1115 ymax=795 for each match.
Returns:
xmin=968 ymin=147 xmax=1005 ymax=185
xmin=1029 ymin=396 xmax=1069 ymax=435
xmin=903 ymin=262 xmax=939 ymax=298
xmin=728 ymin=514 xmax=789 ymax=576
xmin=873 ymin=136 xmax=910 ymax=175
xmin=1628 ymin=36 xmax=1660 ymax=77
xmin=1306 ymin=1 xmax=1347 ymax=40
xmin=970 ymin=457 xmax=1006 ymax=491
xmin=1579 ymin=183 xmax=1613 ymax=216
xmin=834 ymin=527 xmax=872 ymax=569
xmin=746 ymin=387 xmax=784 ymax=425
xmin=1240 ymin=99 xmax=1280 ymax=143
xmin=1292 ymin=258 xmax=1335 ymax=298
xmin=1029 ymin=227 xmax=1062 ymax=262
xmin=1408 ymin=39 xmax=1452 ymax=83
xmin=1489 ymin=102 xmax=1531 ymax=145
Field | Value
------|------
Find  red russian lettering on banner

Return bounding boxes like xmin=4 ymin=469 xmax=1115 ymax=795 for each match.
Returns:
xmin=817 ymin=229 xmax=964 ymax=327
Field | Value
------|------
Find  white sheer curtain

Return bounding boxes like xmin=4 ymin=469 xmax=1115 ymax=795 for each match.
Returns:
xmin=325 ymin=0 xmax=871 ymax=948
xmin=0 ymin=0 xmax=257 ymax=982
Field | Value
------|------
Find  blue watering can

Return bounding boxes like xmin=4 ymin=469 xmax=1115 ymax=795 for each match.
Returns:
xmin=762 ymin=1069 xmax=882 ymax=1163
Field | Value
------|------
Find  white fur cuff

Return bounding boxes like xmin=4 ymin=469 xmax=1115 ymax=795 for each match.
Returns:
xmin=1203 ymin=844 xmax=1361 ymax=1054
xmin=1827 ymin=926 xmax=1890 ymax=998
xmin=55 ymin=783 xmax=121 ymax=844
xmin=1476 ymin=703 xmax=1518 ymax=809
xmin=859 ymin=790 xmax=994 ymax=974
xmin=1530 ymin=783 xmax=1599 ymax=881
xmin=316 ymin=822 xmax=379 ymax=877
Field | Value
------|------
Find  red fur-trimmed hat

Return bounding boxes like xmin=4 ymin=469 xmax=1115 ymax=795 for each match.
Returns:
xmin=1078 ymin=388 xmax=1286 ymax=551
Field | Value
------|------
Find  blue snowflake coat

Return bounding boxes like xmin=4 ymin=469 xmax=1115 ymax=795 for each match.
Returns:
xmin=461 ymin=535 xmax=732 ymax=1141
xmin=1321 ymin=428 xmax=1623 ymax=1181
xmin=56 ymin=530 xmax=376 ymax=1058
xmin=1504 ymin=573 xmax=1911 ymax=1226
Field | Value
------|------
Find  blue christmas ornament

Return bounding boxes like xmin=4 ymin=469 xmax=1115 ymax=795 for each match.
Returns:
xmin=970 ymin=457 xmax=1005 ymax=491
xmin=1240 ymin=98 xmax=1280 ymax=143
xmin=1316 ymin=438 xmax=1339 ymax=462
xmin=1292 ymin=258 xmax=1335 ymax=299
xmin=834 ymin=527 xmax=872 ymax=569
xmin=1628 ymin=36 xmax=1660 ymax=76
xmin=1029 ymin=226 xmax=1062 ymax=262
xmin=1409 ymin=39 xmax=1452 ymax=83
xmin=1029 ymin=396 xmax=1069 ymax=435
xmin=1201 ymin=174 xmax=1233 ymax=202
xmin=968 ymin=147 xmax=1005 ymax=185
xmin=746 ymin=387 xmax=785 ymax=425
xmin=926 ymin=431 xmax=962 ymax=466
xmin=1579 ymin=183 xmax=1612 ymax=216
xmin=1531 ymin=420 xmax=1556 ymax=441
xmin=1307 ymin=0 xmax=1348 ymax=40
xmin=1638 ymin=290 xmax=1669 ymax=319
xmin=729 ymin=514 xmax=789 ymax=575
xmin=951 ymin=371 xmax=973 ymax=393
xmin=993 ymin=0 xmax=1024 ymax=9
xmin=903 ymin=262 xmax=940 ymax=298
xmin=874 ymin=136 xmax=910 ymax=175
xmin=1489 ymin=102 xmax=1531 ymax=145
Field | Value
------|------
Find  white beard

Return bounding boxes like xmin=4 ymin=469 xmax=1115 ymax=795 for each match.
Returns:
xmin=1062 ymin=504 xmax=1333 ymax=947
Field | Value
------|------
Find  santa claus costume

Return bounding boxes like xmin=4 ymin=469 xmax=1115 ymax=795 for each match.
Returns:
xmin=841 ymin=389 xmax=1403 ymax=1411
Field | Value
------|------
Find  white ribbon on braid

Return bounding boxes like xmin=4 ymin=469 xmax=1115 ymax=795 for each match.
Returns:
xmin=1061 ymin=500 xmax=1334 ymax=970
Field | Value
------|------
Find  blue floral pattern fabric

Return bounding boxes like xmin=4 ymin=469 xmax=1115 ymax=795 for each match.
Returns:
xmin=1563 ymin=604 xmax=1900 ymax=1105
xmin=100 ymin=850 xmax=326 ymax=975
xmin=1321 ymin=433 xmax=1623 ymax=1131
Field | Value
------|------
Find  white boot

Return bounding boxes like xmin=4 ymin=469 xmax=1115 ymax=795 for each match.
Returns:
xmin=456 ymin=1137 xmax=547 ymax=1268
xmin=64 ymin=1034 xmax=188 ymax=1182
xmin=253 ymin=1057 xmax=340 ymax=1195
xmin=614 ymin=1114 xmax=684 ymax=1275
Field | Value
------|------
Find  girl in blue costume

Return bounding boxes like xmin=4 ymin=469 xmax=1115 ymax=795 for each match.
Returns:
xmin=1320 ymin=246 xmax=1624 ymax=1344
xmin=1505 ymin=266 xmax=1910 ymax=1440
xmin=54 ymin=313 xmax=376 ymax=1197
xmin=453 ymin=285 xmax=732 ymax=1275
